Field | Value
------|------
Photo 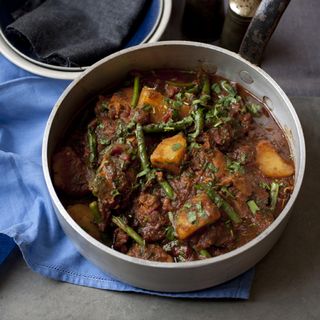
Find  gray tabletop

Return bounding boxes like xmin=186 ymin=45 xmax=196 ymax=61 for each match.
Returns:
xmin=1 ymin=96 xmax=319 ymax=320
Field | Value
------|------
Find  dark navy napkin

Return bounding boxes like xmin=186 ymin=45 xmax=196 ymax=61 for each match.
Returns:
xmin=4 ymin=0 xmax=147 ymax=67
xmin=0 ymin=234 xmax=15 ymax=264
xmin=0 ymin=55 xmax=254 ymax=298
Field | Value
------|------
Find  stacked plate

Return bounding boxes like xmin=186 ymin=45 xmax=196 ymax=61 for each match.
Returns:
xmin=0 ymin=0 xmax=172 ymax=80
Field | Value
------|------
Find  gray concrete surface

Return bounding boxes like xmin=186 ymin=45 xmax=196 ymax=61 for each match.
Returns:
xmin=1 ymin=97 xmax=319 ymax=320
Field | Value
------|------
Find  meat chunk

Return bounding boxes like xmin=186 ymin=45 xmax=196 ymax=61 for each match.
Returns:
xmin=127 ymin=243 xmax=173 ymax=262
xmin=113 ymin=228 xmax=129 ymax=253
xmin=170 ymin=170 xmax=196 ymax=205
xmin=91 ymin=144 xmax=137 ymax=217
xmin=232 ymin=176 xmax=253 ymax=198
xmin=131 ymin=107 xmax=150 ymax=125
xmin=165 ymin=84 xmax=179 ymax=98
xmin=165 ymin=242 xmax=198 ymax=262
xmin=239 ymin=112 xmax=253 ymax=133
xmin=229 ymin=144 xmax=255 ymax=165
xmin=214 ymin=223 xmax=235 ymax=247
xmin=52 ymin=146 xmax=89 ymax=196
xmin=133 ymin=193 xmax=168 ymax=242
xmin=94 ymin=117 xmax=117 ymax=153
xmin=189 ymin=224 xmax=218 ymax=250
xmin=208 ymin=123 xmax=234 ymax=149
xmin=108 ymin=87 xmax=133 ymax=122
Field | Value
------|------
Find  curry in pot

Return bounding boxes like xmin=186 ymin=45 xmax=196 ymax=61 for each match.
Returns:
xmin=52 ymin=69 xmax=294 ymax=262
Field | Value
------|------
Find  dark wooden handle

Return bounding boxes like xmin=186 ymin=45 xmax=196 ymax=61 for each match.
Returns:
xmin=239 ymin=0 xmax=291 ymax=65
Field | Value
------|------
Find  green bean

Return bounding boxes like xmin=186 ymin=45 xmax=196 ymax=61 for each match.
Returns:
xmin=247 ymin=200 xmax=260 ymax=215
xmin=135 ymin=123 xmax=150 ymax=172
xmin=87 ymin=126 xmax=97 ymax=166
xmin=193 ymin=75 xmax=211 ymax=106
xmin=206 ymin=188 xmax=241 ymax=224
xmin=199 ymin=249 xmax=211 ymax=258
xmin=270 ymin=181 xmax=280 ymax=211
xmin=189 ymin=108 xmax=204 ymax=140
xmin=201 ymin=75 xmax=211 ymax=97
xmin=131 ymin=75 xmax=140 ymax=108
xmin=89 ymin=201 xmax=102 ymax=223
xmin=112 ymin=216 xmax=145 ymax=246
xmin=158 ymin=179 xmax=175 ymax=200
xmin=165 ymin=80 xmax=195 ymax=88
xmin=142 ymin=116 xmax=194 ymax=133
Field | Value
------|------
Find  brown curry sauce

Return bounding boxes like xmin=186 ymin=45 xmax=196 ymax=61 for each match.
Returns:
xmin=52 ymin=69 xmax=294 ymax=262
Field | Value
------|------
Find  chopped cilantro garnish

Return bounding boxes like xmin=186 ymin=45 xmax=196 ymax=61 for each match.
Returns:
xmin=184 ymin=202 xmax=192 ymax=209
xmin=187 ymin=211 xmax=197 ymax=224
xmin=239 ymin=152 xmax=247 ymax=164
xmin=175 ymin=92 xmax=184 ymax=100
xmin=136 ymin=168 xmax=150 ymax=178
xmin=220 ymin=186 xmax=234 ymax=198
xmin=220 ymin=80 xmax=237 ymax=96
xmin=227 ymin=159 xmax=244 ymax=174
xmin=98 ymin=138 xmax=110 ymax=145
xmin=142 ymin=104 xmax=153 ymax=112
xmin=165 ymin=226 xmax=175 ymax=241
xmin=207 ymin=162 xmax=218 ymax=173
xmin=246 ymin=103 xmax=262 ymax=116
xmin=100 ymin=101 xmax=109 ymax=111
xmin=196 ymin=202 xmax=208 ymax=218
xmin=163 ymin=240 xmax=179 ymax=252
xmin=111 ymin=188 xmax=120 ymax=197
xmin=260 ymin=182 xmax=270 ymax=190
xmin=171 ymin=143 xmax=182 ymax=151
xmin=211 ymin=83 xmax=221 ymax=94
xmin=173 ymin=100 xmax=183 ymax=108
xmin=188 ymin=142 xmax=201 ymax=150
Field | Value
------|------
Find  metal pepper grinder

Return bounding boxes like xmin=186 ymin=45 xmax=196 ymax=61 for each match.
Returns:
xmin=220 ymin=0 xmax=261 ymax=52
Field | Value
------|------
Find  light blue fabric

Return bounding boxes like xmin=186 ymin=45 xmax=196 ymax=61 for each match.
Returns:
xmin=0 ymin=55 xmax=254 ymax=298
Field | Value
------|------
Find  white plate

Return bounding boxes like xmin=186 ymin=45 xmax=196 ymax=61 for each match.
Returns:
xmin=0 ymin=0 xmax=172 ymax=80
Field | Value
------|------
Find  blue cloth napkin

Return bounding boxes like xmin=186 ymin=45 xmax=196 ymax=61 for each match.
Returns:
xmin=0 ymin=54 xmax=254 ymax=299
xmin=0 ymin=234 xmax=15 ymax=264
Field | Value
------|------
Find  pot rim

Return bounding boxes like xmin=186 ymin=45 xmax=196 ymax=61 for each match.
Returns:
xmin=42 ymin=40 xmax=306 ymax=270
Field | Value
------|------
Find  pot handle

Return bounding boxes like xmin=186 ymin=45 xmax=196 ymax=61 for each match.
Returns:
xmin=238 ymin=0 xmax=291 ymax=65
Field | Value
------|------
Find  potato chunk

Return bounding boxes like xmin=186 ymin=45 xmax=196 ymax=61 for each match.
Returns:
xmin=67 ymin=204 xmax=101 ymax=240
xmin=175 ymin=193 xmax=221 ymax=240
xmin=150 ymin=133 xmax=187 ymax=174
xmin=138 ymin=86 xmax=168 ymax=123
xmin=211 ymin=149 xmax=228 ymax=180
xmin=256 ymin=140 xmax=294 ymax=178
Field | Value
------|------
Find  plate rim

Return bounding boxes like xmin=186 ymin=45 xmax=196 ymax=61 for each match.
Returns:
xmin=0 ymin=0 xmax=172 ymax=80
